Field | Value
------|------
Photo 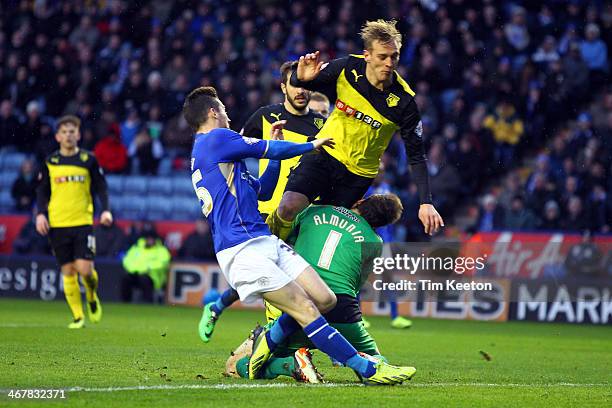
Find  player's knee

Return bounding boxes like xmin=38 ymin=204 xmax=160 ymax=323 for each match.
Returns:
xmin=278 ymin=193 xmax=308 ymax=220
xmin=295 ymin=298 xmax=320 ymax=324
xmin=317 ymin=291 xmax=337 ymax=314
xmin=61 ymin=263 xmax=76 ymax=276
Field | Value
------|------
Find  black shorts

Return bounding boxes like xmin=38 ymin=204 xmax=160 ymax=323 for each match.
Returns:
xmin=48 ymin=225 xmax=95 ymax=266
xmin=285 ymin=150 xmax=374 ymax=208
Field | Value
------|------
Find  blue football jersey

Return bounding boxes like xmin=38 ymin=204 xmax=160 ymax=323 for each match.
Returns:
xmin=191 ymin=128 xmax=271 ymax=252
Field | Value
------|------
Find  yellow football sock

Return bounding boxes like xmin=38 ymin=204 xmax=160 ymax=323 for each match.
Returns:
xmin=63 ymin=274 xmax=84 ymax=320
xmin=83 ymin=269 xmax=99 ymax=303
xmin=265 ymin=209 xmax=293 ymax=241
xmin=264 ymin=301 xmax=283 ymax=323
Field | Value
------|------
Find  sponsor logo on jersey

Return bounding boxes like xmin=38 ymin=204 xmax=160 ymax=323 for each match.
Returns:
xmin=314 ymin=118 xmax=324 ymax=129
xmin=80 ymin=152 xmax=88 ymax=162
xmin=50 ymin=156 xmax=59 ymax=164
xmin=351 ymin=69 xmax=363 ymax=82
xmin=335 ymin=99 xmax=382 ymax=129
xmin=270 ymin=112 xmax=282 ymax=121
xmin=414 ymin=120 xmax=423 ymax=138
xmin=54 ymin=175 xmax=86 ymax=184
xmin=386 ymin=93 xmax=400 ymax=107
xmin=241 ymin=136 xmax=260 ymax=145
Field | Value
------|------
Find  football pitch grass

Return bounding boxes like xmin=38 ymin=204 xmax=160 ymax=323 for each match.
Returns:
xmin=0 ymin=299 xmax=610 ymax=407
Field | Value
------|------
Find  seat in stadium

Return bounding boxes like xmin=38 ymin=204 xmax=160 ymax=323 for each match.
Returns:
xmin=146 ymin=195 xmax=172 ymax=220
xmin=170 ymin=197 xmax=201 ymax=221
xmin=0 ymin=171 xmax=17 ymax=190
xmin=0 ymin=190 xmax=14 ymax=212
xmin=148 ymin=177 xmax=173 ymax=196
xmin=106 ymin=175 xmax=124 ymax=195
xmin=118 ymin=195 xmax=146 ymax=219
xmin=172 ymin=176 xmax=194 ymax=197
xmin=123 ymin=176 xmax=149 ymax=195
xmin=1 ymin=152 xmax=27 ymax=172
xmin=157 ymin=158 xmax=173 ymax=176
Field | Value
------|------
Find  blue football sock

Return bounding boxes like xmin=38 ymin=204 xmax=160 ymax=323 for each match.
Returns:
xmin=304 ymin=316 xmax=376 ymax=378
xmin=211 ymin=288 xmax=239 ymax=315
xmin=265 ymin=313 xmax=300 ymax=351
xmin=390 ymin=300 xmax=398 ymax=319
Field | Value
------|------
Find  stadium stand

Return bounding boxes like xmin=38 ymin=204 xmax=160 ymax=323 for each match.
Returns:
xmin=0 ymin=1 xmax=609 ymax=237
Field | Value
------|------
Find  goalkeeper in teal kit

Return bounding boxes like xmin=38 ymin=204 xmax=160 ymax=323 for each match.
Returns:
xmin=227 ymin=194 xmax=405 ymax=382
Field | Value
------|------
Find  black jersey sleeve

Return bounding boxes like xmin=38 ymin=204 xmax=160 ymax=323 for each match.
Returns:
xmin=36 ymin=162 xmax=51 ymax=216
xmin=240 ymin=107 xmax=265 ymax=139
xmin=290 ymin=57 xmax=346 ymax=99
xmin=400 ymin=99 xmax=432 ymax=204
xmin=90 ymin=155 xmax=110 ymax=212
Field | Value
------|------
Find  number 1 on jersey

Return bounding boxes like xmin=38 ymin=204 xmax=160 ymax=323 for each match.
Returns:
xmin=317 ymin=230 xmax=342 ymax=269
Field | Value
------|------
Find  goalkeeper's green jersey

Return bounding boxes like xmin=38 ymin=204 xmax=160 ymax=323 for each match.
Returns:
xmin=287 ymin=205 xmax=382 ymax=297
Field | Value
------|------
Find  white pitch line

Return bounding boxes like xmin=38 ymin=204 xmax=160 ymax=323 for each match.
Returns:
xmin=44 ymin=382 xmax=610 ymax=393
xmin=0 ymin=323 xmax=56 ymax=328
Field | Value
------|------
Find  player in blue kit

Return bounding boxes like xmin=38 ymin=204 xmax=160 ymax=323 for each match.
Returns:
xmin=185 ymin=86 xmax=415 ymax=385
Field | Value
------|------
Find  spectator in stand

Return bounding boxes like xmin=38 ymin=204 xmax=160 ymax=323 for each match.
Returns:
xmin=121 ymin=228 xmax=171 ymax=303
xmin=128 ymin=128 xmax=164 ymax=175
xmin=0 ymin=99 xmax=22 ymax=149
xmin=13 ymin=208 xmax=52 ymax=255
xmin=120 ymin=109 xmax=141 ymax=148
xmin=587 ymin=185 xmax=610 ymax=234
xmin=178 ymin=219 xmax=215 ymax=261
xmin=427 ymin=140 xmax=460 ymax=218
xmin=561 ymin=195 xmax=590 ymax=232
xmin=476 ymin=194 xmax=505 ymax=232
xmin=11 ymin=159 xmax=37 ymax=212
xmin=483 ymin=98 xmax=524 ymax=169
xmin=565 ymin=231 xmax=603 ymax=276
xmin=580 ymin=23 xmax=609 ymax=88
xmin=504 ymin=196 xmax=539 ymax=231
xmin=94 ymin=219 xmax=126 ymax=258
xmin=526 ymin=173 xmax=556 ymax=216
xmin=93 ymin=124 xmax=129 ymax=174
xmin=162 ymin=112 xmax=192 ymax=159
xmin=539 ymin=200 xmax=561 ymax=231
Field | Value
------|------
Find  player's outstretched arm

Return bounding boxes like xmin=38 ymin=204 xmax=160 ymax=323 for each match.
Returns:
xmin=257 ymin=160 xmax=280 ymax=201
xmin=264 ymin=138 xmax=334 ymax=160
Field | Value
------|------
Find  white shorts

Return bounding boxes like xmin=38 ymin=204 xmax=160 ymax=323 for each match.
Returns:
xmin=216 ymin=235 xmax=311 ymax=304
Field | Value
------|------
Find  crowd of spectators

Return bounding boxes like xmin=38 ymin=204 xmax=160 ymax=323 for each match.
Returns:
xmin=0 ymin=0 xmax=611 ymax=238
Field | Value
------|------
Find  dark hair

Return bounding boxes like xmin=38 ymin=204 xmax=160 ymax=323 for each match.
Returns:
xmin=56 ymin=115 xmax=81 ymax=130
xmin=183 ymin=86 xmax=220 ymax=132
xmin=280 ymin=61 xmax=298 ymax=85
xmin=353 ymin=193 xmax=403 ymax=228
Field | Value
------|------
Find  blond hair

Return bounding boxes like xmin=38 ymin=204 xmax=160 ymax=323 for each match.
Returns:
xmin=360 ymin=19 xmax=402 ymax=50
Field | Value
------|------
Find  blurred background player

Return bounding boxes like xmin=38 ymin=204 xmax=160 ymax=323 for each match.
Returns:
xmin=199 ymin=61 xmax=328 ymax=341
xmin=229 ymin=194 xmax=404 ymax=383
xmin=308 ymin=92 xmax=331 ymax=118
xmin=266 ymin=20 xmax=444 ymax=250
xmin=35 ymin=115 xmax=112 ymax=329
